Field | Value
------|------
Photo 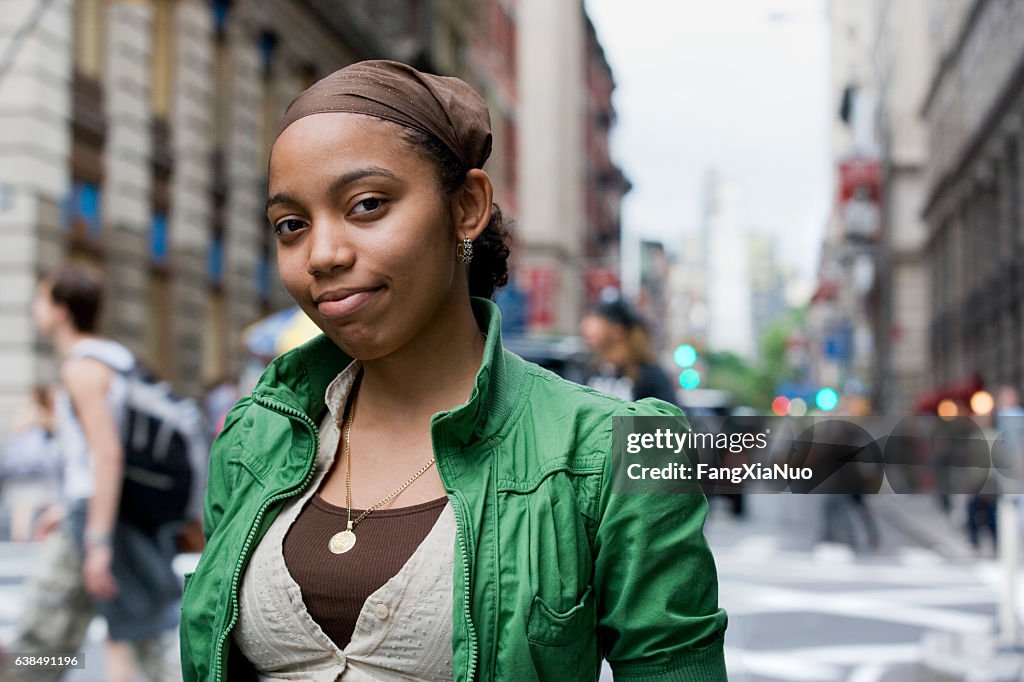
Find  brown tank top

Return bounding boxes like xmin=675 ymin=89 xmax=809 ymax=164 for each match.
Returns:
xmin=282 ymin=494 xmax=448 ymax=649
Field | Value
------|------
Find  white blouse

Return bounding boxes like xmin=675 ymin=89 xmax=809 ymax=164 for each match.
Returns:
xmin=232 ymin=362 xmax=455 ymax=681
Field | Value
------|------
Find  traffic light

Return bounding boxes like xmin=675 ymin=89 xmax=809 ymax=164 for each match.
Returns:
xmin=678 ymin=368 xmax=701 ymax=390
xmin=814 ymin=388 xmax=839 ymax=412
xmin=771 ymin=396 xmax=790 ymax=416
xmin=674 ymin=344 xmax=697 ymax=368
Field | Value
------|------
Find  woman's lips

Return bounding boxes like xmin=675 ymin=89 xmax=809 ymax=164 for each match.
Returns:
xmin=315 ymin=288 xmax=382 ymax=319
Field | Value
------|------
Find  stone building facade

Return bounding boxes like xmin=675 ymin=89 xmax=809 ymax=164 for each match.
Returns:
xmin=872 ymin=0 xmax=932 ymax=413
xmin=923 ymin=0 xmax=1024 ymax=393
xmin=0 ymin=0 xmax=475 ymax=427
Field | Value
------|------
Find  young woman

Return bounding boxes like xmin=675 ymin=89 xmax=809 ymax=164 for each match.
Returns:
xmin=180 ymin=60 xmax=727 ymax=682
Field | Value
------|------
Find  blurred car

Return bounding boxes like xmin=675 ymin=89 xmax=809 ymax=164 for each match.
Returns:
xmin=502 ymin=335 xmax=590 ymax=384
xmin=675 ymin=388 xmax=751 ymax=517
xmin=676 ymin=388 xmax=733 ymax=416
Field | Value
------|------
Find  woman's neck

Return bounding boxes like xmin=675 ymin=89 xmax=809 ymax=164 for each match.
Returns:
xmin=53 ymin=326 xmax=91 ymax=358
xmin=356 ymin=298 xmax=486 ymax=424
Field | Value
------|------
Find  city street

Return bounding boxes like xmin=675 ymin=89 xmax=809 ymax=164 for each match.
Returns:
xmin=0 ymin=545 xmax=197 ymax=682
xmin=710 ymin=495 xmax=1002 ymax=681
xmin=0 ymin=496 xmax=1009 ymax=682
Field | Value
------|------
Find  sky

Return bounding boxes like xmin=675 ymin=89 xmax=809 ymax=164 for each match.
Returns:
xmin=584 ymin=0 xmax=832 ymax=295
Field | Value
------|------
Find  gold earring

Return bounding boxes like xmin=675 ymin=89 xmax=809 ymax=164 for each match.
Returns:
xmin=457 ymin=237 xmax=474 ymax=264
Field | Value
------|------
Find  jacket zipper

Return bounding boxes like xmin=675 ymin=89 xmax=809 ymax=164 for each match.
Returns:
xmin=433 ymin=413 xmax=479 ymax=682
xmin=448 ymin=491 xmax=480 ymax=681
xmin=213 ymin=394 xmax=319 ymax=682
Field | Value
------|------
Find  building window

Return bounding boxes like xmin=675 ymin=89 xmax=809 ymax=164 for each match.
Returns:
xmin=256 ymin=256 xmax=271 ymax=301
xmin=66 ymin=180 xmax=102 ymax=237
xmin=259 ymin=30 xmax=277 ymax=76
xmin=211 ymin=0 xmax=231 ymax=36
xmin=256 ymin=169 xmax=273 ymax=304
xmin=208 ymin=230 xmax=224 ymax=283
xmin=150 ymin=212 xmax=169 ymax=263
xmin=259 ymin=30 xmax=278 ymax=162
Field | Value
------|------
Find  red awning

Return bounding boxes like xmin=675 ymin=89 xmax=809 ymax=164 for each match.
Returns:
xmin=913 ymin=377 xmax=984 ymax=413
xmin=811 ymin=280 xmax=839 ymax=304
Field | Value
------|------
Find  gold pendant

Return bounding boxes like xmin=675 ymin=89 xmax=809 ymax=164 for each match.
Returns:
xmin=329 ymin=529 xmax=357 ymax=554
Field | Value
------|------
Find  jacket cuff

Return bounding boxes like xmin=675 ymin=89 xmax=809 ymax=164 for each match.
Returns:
xmin=610 ymin=641 xmax=727 ymax=682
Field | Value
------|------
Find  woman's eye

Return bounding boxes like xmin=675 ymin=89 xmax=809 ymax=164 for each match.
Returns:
xmin=351 ymin=198 xmax=385 ymax=215
xmin=273 ymin=219 xmax=307 ymax=235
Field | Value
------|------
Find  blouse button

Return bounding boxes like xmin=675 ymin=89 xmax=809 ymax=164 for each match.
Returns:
xmin=374 ymin=602 xmax=390 ymax=619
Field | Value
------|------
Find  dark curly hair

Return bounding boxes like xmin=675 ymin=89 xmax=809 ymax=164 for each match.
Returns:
xmin=402 ymin=128 xmax=512 ymax=300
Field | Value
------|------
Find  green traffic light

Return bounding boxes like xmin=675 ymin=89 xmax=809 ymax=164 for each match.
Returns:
xmin=815 ymin=387 xmax=839 ymax=411
xmin=674 ymin=344 xmax=697 ymax=368
xmin=679 ymin=368 xmax=700 ymax=390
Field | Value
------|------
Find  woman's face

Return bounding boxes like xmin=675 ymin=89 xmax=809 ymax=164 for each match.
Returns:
xmin=268 ymin=113 xmax=464 ymax=360
xmin=579 ymin=313 xmax=623 ymax=359
xmin=32 ymin=281 xmax=61 ymax=336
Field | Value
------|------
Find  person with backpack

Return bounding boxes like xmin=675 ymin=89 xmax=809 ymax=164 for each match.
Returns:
xmin=5 ymin=263 xmax=182 ymax=682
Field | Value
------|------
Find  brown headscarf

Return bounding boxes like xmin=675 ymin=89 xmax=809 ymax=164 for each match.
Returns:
xmin=276 ymin=60 xmax=492 ymax=170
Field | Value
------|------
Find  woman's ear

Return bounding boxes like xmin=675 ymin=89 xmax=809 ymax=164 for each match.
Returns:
xmin=452 ymin=169 xmax=493 ymax=241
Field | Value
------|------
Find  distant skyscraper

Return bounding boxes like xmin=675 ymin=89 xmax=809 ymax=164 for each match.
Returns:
xmin=747 ymin=232 xmax=789 ymax=352
xmin=703 ymin=172 xmax=755 ymax=359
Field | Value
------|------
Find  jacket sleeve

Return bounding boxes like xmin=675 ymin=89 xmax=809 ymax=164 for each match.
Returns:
xmin=593 ymin=400 xmax=728 ymax=681
xmin=203 ymin=396 xmax=252 ymax=540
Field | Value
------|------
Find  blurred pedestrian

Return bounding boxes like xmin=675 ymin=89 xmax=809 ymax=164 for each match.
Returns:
xmin=0 ymin=385 xmax=60 ymax=542
xmin=179 ymin=60 xmax=726 ymax=681
xmin=996 ymin=386 xmax=1024 ymax=416
xmin=579 ymin=296 xmax=677 ymax=403
xmin=967 ymin=410 xmax=999 ymax=555
xmin=203 ymin=374 xmax=241 ymax=441
xmin=993 ymin=385 xmax=1024 ymax=536
xmin=995 ymin=385 xmax=1024 ymax=453
xmin=5 ymin=264 xmax=182 ymax=682
xmin=934 ymin=399 xmax=971 ymax=516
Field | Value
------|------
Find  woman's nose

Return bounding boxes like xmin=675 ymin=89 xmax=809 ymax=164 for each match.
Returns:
xmin=306 ymin=221 xmax=355 ymax=275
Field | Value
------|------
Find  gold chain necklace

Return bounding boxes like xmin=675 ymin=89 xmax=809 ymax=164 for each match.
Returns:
xmin=328 ymin=386 xmax=436 ymax=554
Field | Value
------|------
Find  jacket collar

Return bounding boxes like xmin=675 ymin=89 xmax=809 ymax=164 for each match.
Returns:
xmin=251 ymin=298 xmax=525 ymax=454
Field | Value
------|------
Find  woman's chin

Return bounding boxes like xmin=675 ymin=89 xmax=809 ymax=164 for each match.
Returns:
xmin=323 ymin=329 xmax=396 ymax=363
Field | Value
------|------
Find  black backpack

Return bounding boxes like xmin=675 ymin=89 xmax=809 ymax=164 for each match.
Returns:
xmin=78 ymin=353 xmax=208 ymax=531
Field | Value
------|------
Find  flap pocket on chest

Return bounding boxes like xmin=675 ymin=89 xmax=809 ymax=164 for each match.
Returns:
xmin=527 ymin=584 xmax=595 ymax=647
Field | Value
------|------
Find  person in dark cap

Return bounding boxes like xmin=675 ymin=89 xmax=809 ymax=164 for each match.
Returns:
xmin=580 ymin=296 xmax=678 ymax=404
xmin=180 ymin=60 xmax=726 ymax=682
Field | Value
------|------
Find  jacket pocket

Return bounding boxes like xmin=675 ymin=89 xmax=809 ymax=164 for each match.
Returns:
xmin=527 ymin=585 xmax=598 ymax=679
xmin=182 ymin=571 xmax=195 ymax=598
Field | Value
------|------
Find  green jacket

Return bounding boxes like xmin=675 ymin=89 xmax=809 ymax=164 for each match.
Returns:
xmin=180 ymin=299 xmax=727 ymax=681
